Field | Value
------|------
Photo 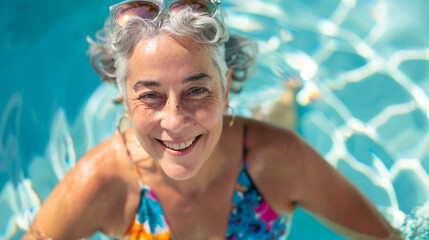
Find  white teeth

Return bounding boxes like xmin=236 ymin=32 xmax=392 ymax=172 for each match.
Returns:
xmin=163 ymin=137 xmax=196 ymax=150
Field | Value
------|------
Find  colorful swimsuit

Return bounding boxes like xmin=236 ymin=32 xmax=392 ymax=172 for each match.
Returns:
xmin=122 ymin=126 xmax=292 ymax=239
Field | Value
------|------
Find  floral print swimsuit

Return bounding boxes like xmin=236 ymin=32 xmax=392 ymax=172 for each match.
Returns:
xmin=122 ymin=125 xmax=292 ymax=240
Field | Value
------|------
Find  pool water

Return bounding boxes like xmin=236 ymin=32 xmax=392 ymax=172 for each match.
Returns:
xmin=1 ymin=0 xmax=428 ymax=239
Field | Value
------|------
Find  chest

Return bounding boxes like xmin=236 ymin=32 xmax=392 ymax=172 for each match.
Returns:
xmin=164 ymin=194 xmax=232 ymax=239
xmin=124 ymin=170 xmax=291 ymax=240
xmin=154 ymin=176 xmax=237 ymax=239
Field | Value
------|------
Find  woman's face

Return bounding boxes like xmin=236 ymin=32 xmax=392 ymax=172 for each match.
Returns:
xmin=125 ymin=35 xmax=228 ymax=180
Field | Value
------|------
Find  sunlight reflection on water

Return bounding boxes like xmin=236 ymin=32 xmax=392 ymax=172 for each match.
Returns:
xmin=1 ymin=0 xmax=428 ymax=239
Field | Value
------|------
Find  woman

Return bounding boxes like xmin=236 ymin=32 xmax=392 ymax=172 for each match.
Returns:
xmin=24 ymin=0 xmax=401 ymax=239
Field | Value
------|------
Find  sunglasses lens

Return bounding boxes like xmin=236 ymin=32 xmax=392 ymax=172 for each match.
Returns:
xmin=170 ymin=0 xmax=216 ymax=15
xmin=115 ymin=1 xmax=160 ymax=26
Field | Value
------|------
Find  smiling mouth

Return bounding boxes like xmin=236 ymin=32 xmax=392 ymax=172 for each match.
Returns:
xmin=160 ymin=135 xmax=201 ymax=151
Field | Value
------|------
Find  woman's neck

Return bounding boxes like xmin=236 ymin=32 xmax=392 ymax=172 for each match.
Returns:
xmin=131 ymin=117 xmax=243 ymax=197
xmin=162 ymin=141 xmax=229 ymax=196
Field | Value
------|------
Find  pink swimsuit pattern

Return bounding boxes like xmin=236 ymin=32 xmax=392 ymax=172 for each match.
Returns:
xmin=122 ymin=125 xmax=292 ymax=239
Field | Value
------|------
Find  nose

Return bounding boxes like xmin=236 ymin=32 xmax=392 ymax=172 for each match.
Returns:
xmin=159 ymin=99 xmax=187 ymax=132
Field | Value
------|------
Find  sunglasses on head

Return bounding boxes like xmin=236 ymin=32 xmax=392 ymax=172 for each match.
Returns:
xmin=110 ymin=0 xmax=222 ymax=27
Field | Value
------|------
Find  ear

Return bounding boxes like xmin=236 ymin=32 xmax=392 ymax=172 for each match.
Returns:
xmin=121 ymin=96 xmax=132 ymax=121
xmin=115 ymin=78 xmax=132 ymax=121
xmin=223 ymin=67 xmax=232 ymax=115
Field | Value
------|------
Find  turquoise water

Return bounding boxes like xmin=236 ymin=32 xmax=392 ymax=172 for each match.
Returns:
xmin=1 ymin=0 xmax=428 ymax=239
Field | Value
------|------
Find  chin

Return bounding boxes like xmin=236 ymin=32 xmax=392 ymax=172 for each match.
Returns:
xmin=160 ymin=162 xmax=202 ymax=181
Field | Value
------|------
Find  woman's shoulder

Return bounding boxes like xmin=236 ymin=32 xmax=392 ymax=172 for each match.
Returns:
xmin=79 ymin=132 xmax=133 ymax=173
xmin=68 ymin=136 xmax=131 ymax=206
xmin=243 ymin=117 xmax=305 ymax=157
xmin=239 ymin=118 xmax=312 ymax=213
xmin=70 ymin=132 xmax=132 ymax=187
xmin=244 ymin=117 xmax=324 ymax=179
xmin=57 ymin=132 xmax=130 ymax=191
xmin=70 ymin=131 xmax=141 ymax=213
xmin=29 ymin=132 xmax=141 ymax=238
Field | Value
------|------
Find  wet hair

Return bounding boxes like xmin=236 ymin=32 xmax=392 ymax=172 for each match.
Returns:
xmin=87 ymin=7 xmax=258 ymax=100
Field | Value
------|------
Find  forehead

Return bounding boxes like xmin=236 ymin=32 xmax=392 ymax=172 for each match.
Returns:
xmin=130 ymin=35 xmax=212 ymax=67
xmin=127 ymin=35 xmax=217 ymax=83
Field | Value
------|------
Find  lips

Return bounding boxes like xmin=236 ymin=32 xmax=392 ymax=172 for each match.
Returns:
xmin=159 ymin=135 xmax=201 ymax=151
xmin=163 ymin=138 xmax=195 ymax=150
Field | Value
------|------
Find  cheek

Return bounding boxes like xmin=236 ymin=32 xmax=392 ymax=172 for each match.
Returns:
xmin=185 ymin=88 xmax=224 ymax=116
xmin=130 ymin=106 xmax=158 ymax=135
xmin=190 ymin=101 xmax=224 ymax=127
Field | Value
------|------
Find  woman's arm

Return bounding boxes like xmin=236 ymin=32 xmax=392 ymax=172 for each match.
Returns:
xmin=287 ymin=133 xmax=402 ymax=239
xmin=247 ymin=121 xmax=402 ymax=239
xmin=23 ymin=139 xmax=131 ymax=240
xmin=23 ymin=159 xmax=108 ymax=239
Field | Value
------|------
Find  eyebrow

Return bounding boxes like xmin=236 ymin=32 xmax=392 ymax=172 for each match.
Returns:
xmin=132 ymin=73 xmax=213 ymax=91
xmin=133 ymin=81 xmax=160 ymax=92
xmin=182 ymin=73 xmax=213 ymax=84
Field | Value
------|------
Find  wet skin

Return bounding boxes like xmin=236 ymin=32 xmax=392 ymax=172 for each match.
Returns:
xmin=23 ymin=35 xmax=398 ymax=240
xmin=125 ymin=35 xmax=228 ymax=181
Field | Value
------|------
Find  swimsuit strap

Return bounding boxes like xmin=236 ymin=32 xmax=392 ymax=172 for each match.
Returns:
xmin=243 ymin=121 xmax=249 ymax=170
xmin=119 ymin=131 xmax=144 ymax=188
xmin=120 ymin=131 xmax=134 ymax=163
xmin=226 ymin=120 xmax=291 ymax=239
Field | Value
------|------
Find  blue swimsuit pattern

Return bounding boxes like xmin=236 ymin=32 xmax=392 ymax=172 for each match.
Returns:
xmin=122 ymin=125 xmax=292 ymax=239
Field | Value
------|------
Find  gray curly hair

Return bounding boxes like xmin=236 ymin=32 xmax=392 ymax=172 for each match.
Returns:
xmin=87 ymin=7 xmax=258 ymax=102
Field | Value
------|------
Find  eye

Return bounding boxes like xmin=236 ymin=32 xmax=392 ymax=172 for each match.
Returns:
xmin=139 ymin=92 xmax=163 ymax=104
xmin=188 ymin=87 xmax=208 ymax=96
xmin=141 ymin=92 xmax=158 ymax=99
